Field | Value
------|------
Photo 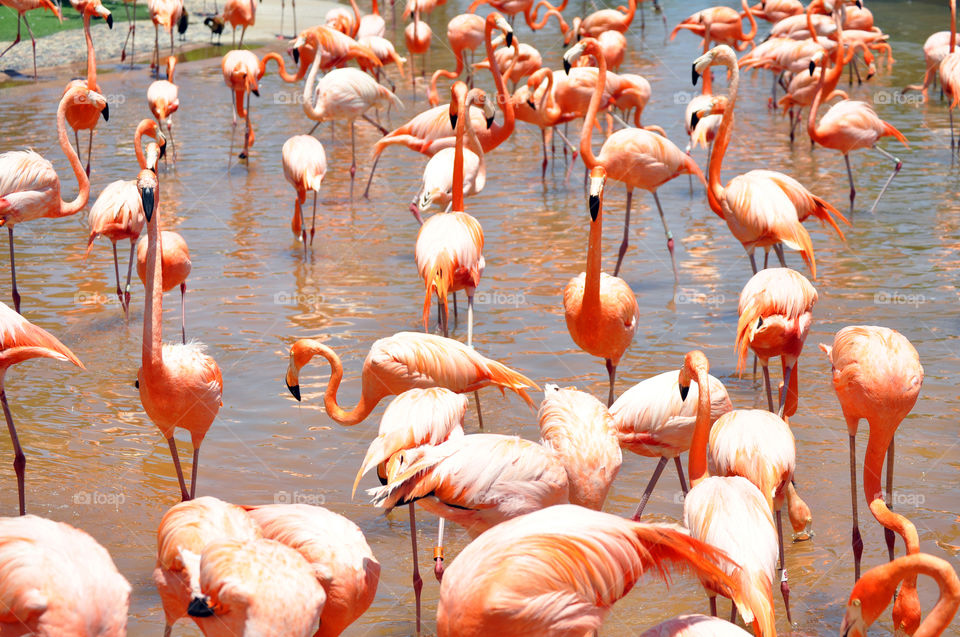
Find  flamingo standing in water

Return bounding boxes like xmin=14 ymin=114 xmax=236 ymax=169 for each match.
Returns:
xmin=564 ymin=37 xmax=704 ymax=280
xmin=0 ymin=86 xmax=107 ymax=313
xmin=221 ymin=49 xmax=261 ymax=162
xmin=148 ymin=56 xmax=180 ymax=162
xmin=287 ymin=25 xmax=382 ymax=83
xmin=563 ymin=165 xmax=638 ymax=407
xmin=281 ymin=135 xmax=326 ymax=251
xmin=671 ymin=0 xmax=757 ymax=51
xmin=0 ymin=0 xmax=61 ymax=79
xmin=136 ymin=169 xmax=223 ymax=501
xmin=428 ymin=13 xmax=485 ymax=106
xmin=434 ymin=504 xmax=758 ymax=636
xmin=0 ymin=303 xmax=84 ymax=515
xmin=0 ymin=515 xmax=130 ymax=633
xmin=148 ymin=0 xmax=182 ymax=73
xmin=86 ymin=119 xmax=165 ymax=318
xmin=572 ymin=0 xmax=665 ymax=39
xmin=405 ymin=8 xmax=432 ymax=87
xmin=284 ymin=332 xmax=537 ymax=426
xmin=220 ymin=0 xmax=255 ymax=46
xmin=820 ymin=326 xmax=924 ymax=635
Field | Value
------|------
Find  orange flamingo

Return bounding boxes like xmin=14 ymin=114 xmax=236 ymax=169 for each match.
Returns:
xmin=0 ymin=302 xmax=83 ymax=514
xmin=244 ymin=504 xmax=380 ymax=637
xmin=744 ymin=0 xmax=802 ymax=23
xmin=0 ymin=0 xmax=61 ymax=79
xmin=679 ymin=351 xmax=778 ymax=634
xmin=281 ymin=135 xmax=327 ymax=251
xmin=0 ymin=515 xmax=130 ymax=634
xmin=428 ymin=13 xmax=485 ymax=106
xmin=86 ymin=119 xmax=164 ymax=318
xmin=154 ymin=496 xmax=263 ymax=637
xmin=136 ymin=227 xmax=190 ymax=344
xmin=735 ymin=267 xmax=817 ymax=418
xmin=148 ymin=0 xmax=182 ymax=73
xmin=405 ymin=8 xmax=432 ymax=87
xmin=284 ymin=332 xmax=537 ymax=425
xmin=288 ymin=25 xmax=381 ymax=82
xmin=221 ymin=0 xmax=255 ymax=46
xmin=841 ymin=554 xmax=959 ymax=637
xmin=692 ymin=45 xmax=844 ymax=278
xmin=574 ymin=0 xmax=665 ymax=39
xmin=564 ymin=37 xmax=702 ymax=279
xmin=563 ymin=165 xmax=637 ymax=407
xmin=0 ymin=86 xmax=107 ymax=313
xmin=609 ymin=358 xmax=732 ymax=519
xmin=672 ymin=0 xmax=757 ymax=51
xmin=435 ymin=504 xmax=758 ymax=636
xmin=221 ymin=49 xmax=261 ymax=162
xmin=473 ymin=39 xmax=541 ymax=86
xmin=357 ymin=34 xmax=407 ymax=84
xmin=820 ymin=326 xmax=924 ymax=635
xmin=148 ymin=56 xmax=180 ymax=162
xmin=136 ymin=169 xmax=223 ymax=501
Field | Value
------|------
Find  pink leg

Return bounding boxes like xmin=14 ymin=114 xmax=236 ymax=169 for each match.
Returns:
xmin=166 ymin=437 xmax=191 ymax=501
xmin=409 ymin=503 xmax=423 ymax=634
xmin=1 ymin=389 xmax=26 ymax=515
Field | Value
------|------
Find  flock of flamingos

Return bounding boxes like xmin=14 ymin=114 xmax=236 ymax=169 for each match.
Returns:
xmin=0 ymin=0 xmax=958 ymax=633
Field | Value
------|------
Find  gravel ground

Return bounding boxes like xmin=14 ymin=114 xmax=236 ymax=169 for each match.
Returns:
xmin=0 ymin=0 xmax=339 ymax=82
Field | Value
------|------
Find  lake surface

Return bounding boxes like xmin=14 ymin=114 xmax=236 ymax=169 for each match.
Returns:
xmin=0 ymin=0 xmax=957 ymax=634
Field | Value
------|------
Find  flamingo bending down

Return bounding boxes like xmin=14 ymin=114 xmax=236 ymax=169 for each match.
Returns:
xmin=0 ymin=303 xmax=83 ymax=515
xmin=0 ymin=86 xmax=107 ymax=313
xmin=473 ymin=40 xmax=541 ymax=86
xmin=281 ymin=135 xmax=327 ymax=251
xmin=564 ymin=38 xmax=704 ymax=280
xmin=284 ymin=332 xmax=538 ymax=426
xmin=0 ymin=515 xmax=130 ymax=634
xmin=563 ymin=166 xmax=638 ymax=407
xmin=221 ymin=49 xmax=261 ymax=162
xmin=148 ymin=56 xmax=180 ymax=162
xmin=0 ymin=0 xmax=61 ymax=79
xmin=137 ymin=169 xmax=223 ymax=501
xmin=609 ymin=360 xmax=732 ymax=520
xmin=743 ymin=0 xmax=802 ymax=24
xmin=288 ymin=25 xmax=382 ymax=82
xmin=671 ymin=0 xmax=757 ymax=51
xmin=735 ymin=267 xmax=817 ymax=418
xmin=148 ymin=0 xmax=182 ymax=72
xmin=574 ymin=0 xmax=665 ymax=40
xmin=357 ymin=35 xmax=406 ymax=84
xmin=435 ymin=504 xmax=758 ymax=636
xmin=820 ymin=326 xmax=924 ymax=634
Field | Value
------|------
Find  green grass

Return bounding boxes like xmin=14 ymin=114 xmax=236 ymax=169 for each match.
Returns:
xmin=0 ymin=0 xmax=151 ymax=42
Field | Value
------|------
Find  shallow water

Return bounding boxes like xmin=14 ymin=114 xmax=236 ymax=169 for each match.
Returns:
xmin=0 ymin=0 xmax=958 ymax=635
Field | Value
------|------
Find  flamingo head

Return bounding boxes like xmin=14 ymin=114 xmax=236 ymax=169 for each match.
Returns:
xmin=689 ymin=96 xmax=726 ymax=132
xmin=562 ymin=37 xmax=597 ymax=74
xmin=677 ymin=350 xmax=710 ymax=400
xmin=448 ymin=82 xmax=469 ymax=129
xmin=692 ymin=45 xmax=737 ymax=86
xmin=588 ymin=166 xmax=605 ymax=221
xmin=137 ymin=169 xmax=159 ymax=222
xmin=808 ymin=50 xmax=827 ymax=75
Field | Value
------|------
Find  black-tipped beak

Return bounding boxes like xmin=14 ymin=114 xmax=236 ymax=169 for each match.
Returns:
xmin=159 ymin=143 xmax=167 ymax=160
xmin=449 ymin=113 xmax=457 ymax=129
xmin=292 ymin=47 xmax=300 ymax=64
xmin=134 ymin=379 xmax=139 ymax=389
xmin=692 ymin=65 xmax=700 ymax=86
xmin=679 ymin=384 xmax=690 ymax=401
xmin=101 ymin=103 xmax=109 ymax=122
xmin=106 ymin=14 xmax=113 ymax=28
xmin=809 ymin=60 xmax=816 ymax=75
xmin=287 ymin=382 xmax=301 ymax=401
xmin=588 ymin=194 xmax=600 ymax=221
xmin=252 ymin=88 xmax=260 ymax=97
xmin=485 ymin=115 xmax=494 ymax=129
xmin=187 ymin=597 xmax=215 ymax=618
xmin=526 ymin=98 xmax=535 ymax=109
xmin=854 ymin=0 xmax=861 ymax=7
xmin=563 ymin=58 xmax=571 ymax=74
xmin=690 ymin=112 xmax=700 ymax=130
xmin=140 ymin=187 xmax=155 ymax=222
xmin=505 ymin=31 xmax=513 ymax=47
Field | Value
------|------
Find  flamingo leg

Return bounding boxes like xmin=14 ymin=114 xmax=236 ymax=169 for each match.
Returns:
xmin=0 ymin=16 xmax=22 ymax=64
xmin=112 ymin=242 xmax=124 ymax=313
xmin=168 ymin=23 xmax=174 ymax=58
xmin=363 ymin=154 xmax=381 ymax=198
xmin=452 ymin=291 xmax=458 ymax=320
xmin=777 ymin=509 xmax=792 ymax=624
xmin=189 ymin=446 xmax=201 ymax=499
xmin=761 ymin=363 xmax=775 ymax=412
xmin=124 ymin=241 xmax=135 ymax=318
xmin=85 ymin=130 xmax=93 ymax=177
xmin=950 ymin=108 xmax=955 ymax=154
xmin=167 ymin=437 xmax=191 ymax=501
xmin=350 ymin=121 xmax=357 ymax=200
xmin=605 ymin=359 xmax=616 ymax=407
xmin=121 ymin=1 xmax=134 ymax=64
xmin=844 ymin=153 xmax=856 ymax=214
xmin=163 ymin=624 xmax=172 ymax=637
xmin=773 ymin=243 xmax=787 ymax=268
xmin=652 ymin=191 xmax=678 ymax=281
xmin=613 ymin=189 xmax=632 ymax=277
xmin=280 ymin=0 xmax=285 ymax=36
xmin=674 ymin=456 xmax=688 ymax=494
xmin=541 ymin=128 xmax=548 ymax=178
xmin=22 ymin=14 xmax=37 ymax=80
xmin=466 ymin=292 xmax=474 ymax=348
xmin=292 ymin=0 xmax=297 ymax=35
xmin=180 ymin=282 xmax=187 ymax=344
xmin=297 ymin=195 xmax=307 ymax=254
xmin=166 ymin=120 xmax=177 ymax=163
xmin=632 ymin=456 xmax=667 ymax=520
xmin=310 ymin=191 xmax=317 ymax=245
xmin=869 ymin=145 xmax=902 ymax=214
xmin=153 ymin=24 xmax=159 ymax=72
xmin=777 ymin=362 xmax=794 ymax=418
xmin=709 ymin=596 xmax=717 ymax=617
xmin=748 ymin=250 xmax=758 ymax=275
xmin=1 ymin=389 xmax=26 ymax=515
xmin=474 ymin=390 xmax=483 ymax=430
xmin=433 ymin=518 xmax=445 ymax=582
xmin=238 ymin=25 xmax=247 ymax=48
xmin=884 ymin=438 xmax=896 ymax=561
xmin=8 ymin=228 xmax=20 ymax=314
xmin=361 ymin=113 xmax=389 ymax=135
xmin=730 ymin=604 xmax=737 ymax=623
xmin=850 ymin=432 xmax=863 ymax=579
xmin=408 ymin=503 xmax=423 ymax=635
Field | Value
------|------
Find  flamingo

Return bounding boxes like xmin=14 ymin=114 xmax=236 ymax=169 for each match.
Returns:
xmin=363 ymin=13 xmax=515 ymax=197
xmin=281 ymin=135 xmax=327 ymax=251
xmin=428 ymin=13 xmax=485 ymax=106
xmin=735 ymin=267 xmax=817 ymax=418
xmin=640 ymin=615 xmax=753 ymax=636
xmin=573 ymin=0 xmax=665 ymax=39
xmin=0 ymin=86 xmax=107 ymax=313
xmin=692 ymin=45 xmax=844 ymax=279
xmin=135 ymin=226 xmax=190 ymax=343
xmin=148 ymin=0 xmax=183 ymax=73
xmin=841 ymin=554 xmax=960 ymax=637
xmin=148 ymin=56 xmax=180 ymax=162
xmin=220 ymin=0 xmax=255 ymax=46
xmin=353 ymin=387 xmax=467 ymax=632
xmin=136 ymin=169 xmax=223 ymax=501
xmin=938 ymin=0 xmax=960 ymax=151
xmin=564 ymin=37 xmax=702 ymax=280
xmin=0 ymin=515 xmax=130 ymax=635
xmin=671 ymin=0 xmax=758 ymax=51
xmin=609 ymin=360 xmax=732 ymax=520
xmin=0 ymin=0 xmax=61 ymax=79
xmin=301 ymin=63 xmax=401 ymax=197
xmin=357 ymin=0 xmax=385 ymax=38
xmin=512 ymin=68 xmax=577 ymax=177
xmin=473 ymin=40 xmax=541 ymax=86
xmin=187 ymin=537 xmax=326 ymax=636
xmin=64 ymin=0 xmax=112 ymax=178
xmin=743 ymin=0 xmax=802 ymax=24
xmin=820 ymin=326 xmax=924 ymax=635
xmin=563 ymin=165 xmax=637 ymax=407
xmin=278 ymin=0 xmax=295 ymax=36
xmin=405 ymin=9 xmax=432 ymax=87
xmin=288 ymin=25 xmax=381 ymax=82
xmin=222 ymin=49 xmax=261 ymax=162
xmin=154 ymin=496 xmax=263 ymax=637
xmin=357 ymin=35 xmax=406 ymax=83
xmin=244 ymin=504 xmax=381 ymax=637
xmin=808 ymin=10 xmax=908 ymax=214
xmin=415 ymin=85 xmax=487 ymax=344
xmin=86 ymin=120 xmax=164 ymax=319
xmin=906 ymin=7 xmax=953 ymax=103
xmin=434 ymin=504 xmax=759 ymax=636
xmin=0 ymin=302 xmax=83 ymax=515
xmin=679 ymin=351 xmax=778 ymax=634
xmin=284 ymin=332 xmax=537 ymax=426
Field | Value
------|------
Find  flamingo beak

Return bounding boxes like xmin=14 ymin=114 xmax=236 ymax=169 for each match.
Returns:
xmin=292 ymin=47 xmax=300 ymax=63
xmin=505 ymin=31 xmax=513 ymax=47
xmin=809 ymin=60 xmax=816 ymax=75
xmin=678 ymin=383 xmax=690 ymax=401
xmin=690 ymin=111 xmax=700 ymax=130
xmin=692 ymin=65 xmax=700 ymax=86
xmin=527 ymin=98 xmax=535 ymax=109
xmin=100 ymin=102 xmax=109 ymax=122
xmin=187 ymin=597 xmax=215 ymax=618
xmin=449 ymin=113 xmax=457 ymax=129
xmin=140 ymin=185 xmax=155 ymax=222
xmin=106 ymin=14 xmax=113 ymax=28
xmin=286 ymin=381 xmax=301 ymax=401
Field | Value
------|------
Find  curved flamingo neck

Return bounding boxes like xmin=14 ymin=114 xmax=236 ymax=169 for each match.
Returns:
xmin=83 ymin=14 xmax=99 ymax=91
xmin=863 ymin=433 xmax=919 ymax=557
xmin=687 ymin=366 xmax=712 ymax=486
xmin=371 ymin=0 xmax=379 ymax=16
xmin=621 ymin=0 xmax=637 ymax=24
xmin=307 ymin=344 xmax=374 ymax=426
xmin=579 ymin=41 xmax=605 ymax=169
xmin=134 ymin=121 xmax=152 ymax=169
xmin=808 ymin=34 xmax=842 ymax=146
xmin=740 ymin=0 xmax=757 ymax=45
xmin=483 ymin=16 xmax=514 ymax=150
xmin=301 ymin=53 xmax=325 ymax=121
xmin=348 ymin=0 xmax=361 ymax=37
xmin=706 ymin=54 xmax=738 ymax=217
xmin=525 ymin=4 xmax=566 ymax=31
xmin=260 ymin=52 xmax=296 ymax=82
xmin=143 ymin=181 xmax=164 ymax=374
xmin=57 ymin=91 xmax=91 ymax=216
xmin=463 ymin=95 xmax=484 ymax=174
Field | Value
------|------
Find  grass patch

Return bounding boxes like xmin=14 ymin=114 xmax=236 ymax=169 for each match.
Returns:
xmin=0 ymin=0 xmax=151 ymax=42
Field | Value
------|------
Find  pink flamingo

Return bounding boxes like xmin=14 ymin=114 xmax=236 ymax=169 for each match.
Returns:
xmin=0 ymin=515 xmax=129 ymax=634
xmin=564 ymin=37 xmax=703 ymax=279
xmin=938 ymin=0 xmax=960 ymax=151
xmin=135 ymin=227 xmax=190 ymax=343
xmin=0 ymin=86 xmax=107 ymax=313
xmin=288 ymin=25 xmax=381 ymax=81
xmin=222 ymin=49 xmax=261 ymax=162
xmin=640 ymin=615 xmax=754 ymax=636
xmin=0 ymin=302 xmax=83 ymax=514
xmin=221 ymin=0 xmax=255 ymax=46
xmin=428 ymin=13 xmax=486 ymax=106
xmin=136 ymin=169 xmax=223 ymax=501
xmin=672 ymin=0 xmax=758 ymax=51
xmin=473 ymin=39 xmax=541 ymax=86
xmin=573 ymin=0 xmax=665 ymax=39
xmin=820 ymin=326 xmax=924 ymax=635
xmin=148 ymin=56 xmax=180 ymax=162
xmin=281 ymin=135 xmax=327 ymax=251
xmin=743 ymin=0 xmax=802 ymax=24
xmin=148 ymin=0 xmax=182 ymax=72
xmin=405 ymin=8 xmax=432 ymax=87
xmin=0 ymin=0 xmax=61 ymax=79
